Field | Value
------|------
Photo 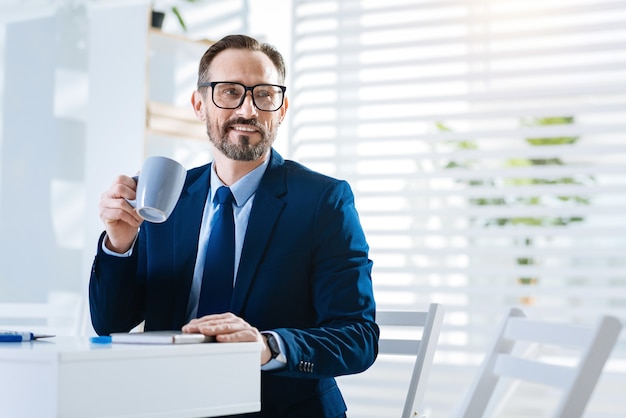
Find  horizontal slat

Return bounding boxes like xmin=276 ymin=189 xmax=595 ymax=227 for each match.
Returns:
xmin=292 ymin=92 xmax=626 ymax=116
xmin=376 ymin=287 xmax=626 ymax=300
xmin=373 ymin=306 xmax=626 ymax=326
xmin=294 ymin=123 xmax=626 ymax=145
xmin=370 ymin=266 xmax=626 ymax=277
xmin=369 ymin=246 xmax=626 ymax=257
xmin=362 ymin=226 xmax=626 ymax=237
xmin=342 ymin=166 xmax=626 ymax=181
xmin=294 ymin=24 xmax=626 ymax=62
xmin=327 ymin=133 xmax=622 ymax=150
xmin=376 ymin=310 xmax=433 ymax=355
xmin=292 ymin=86 xmax=626 ymax=113
xmin=290 ymin=105 xmax=626 ymax=128
xmin=504 ymin=317 xmax=592 ymax=347
xmin=294 ymin=149 xmax=626 ymax=164
xmin=356 ymin=185 xmax=626 ymax=198
xmin=295 ymin=19 xmax=626 ymax=52
xmin=395 ymin=323 xmax=623 ymax=340
xmin=494 ymin=355 xmax=575 ymax=387
xmin=295 ymin=0 xmax=625 ymax=26
xmin=291 ymin=103 xmax=626 ymax=126
xmin=376 ymin=311 xmax=429 ymax=326
xmin=378 ymin=339 xmax=420 ymax=356
xmin=359 ymin=206 xmax=625 ymax=217
xmin=295 ymin=58 xmax=626 ymax=88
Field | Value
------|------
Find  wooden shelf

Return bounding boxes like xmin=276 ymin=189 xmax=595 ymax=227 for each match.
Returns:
xmin=144 ymin=29 xmax=214 ymax=147
xmin=148 ymin=28 xmax=215 ymax=46
xmin=146 ymin=101 xmax=205 ymax=140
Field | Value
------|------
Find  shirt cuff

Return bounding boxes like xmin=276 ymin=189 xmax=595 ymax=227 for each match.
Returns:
xmin=101 ymin=233 xmax=137 ymax=257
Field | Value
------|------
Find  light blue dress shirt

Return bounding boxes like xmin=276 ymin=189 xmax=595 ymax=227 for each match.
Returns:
xmin=185 ymin=159 xmax=268 ymax=321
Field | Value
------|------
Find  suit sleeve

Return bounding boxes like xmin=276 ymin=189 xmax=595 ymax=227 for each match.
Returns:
xmin=89 ymin=231 xmax=146 ymax=335
xmin=268 ymin=180 xmax=379 ymax=379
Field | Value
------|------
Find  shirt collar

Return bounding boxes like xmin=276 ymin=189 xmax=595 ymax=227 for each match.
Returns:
xmin=210 ymin=157 xmax=269 ymax=207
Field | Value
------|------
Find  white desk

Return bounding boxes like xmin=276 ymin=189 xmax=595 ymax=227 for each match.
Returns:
xmin=0 ymin=337 xmax=261 ymax=418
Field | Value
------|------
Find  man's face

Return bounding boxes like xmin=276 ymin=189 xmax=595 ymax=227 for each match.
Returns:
xmin=193 ymin=49 xmax=287 ymax=162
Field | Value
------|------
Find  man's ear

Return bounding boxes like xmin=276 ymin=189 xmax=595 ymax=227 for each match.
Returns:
xmin=279 ymin=96 xmax=288 ymax=121
xmin=191 ymin=90 xmax=206 ymax=121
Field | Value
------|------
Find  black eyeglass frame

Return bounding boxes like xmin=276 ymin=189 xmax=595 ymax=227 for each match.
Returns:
xmin=197 ymin=81 xmax=287 ymax=112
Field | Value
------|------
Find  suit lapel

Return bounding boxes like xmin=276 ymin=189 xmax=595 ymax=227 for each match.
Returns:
xmin=172 ymin=164 xmax=211 ymax=327
xmin=231 ymin=152 xmax=286 ymax=315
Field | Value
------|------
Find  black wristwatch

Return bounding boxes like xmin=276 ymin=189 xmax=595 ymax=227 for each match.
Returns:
xmin=264 ymin=333 xmax=280 ymax=360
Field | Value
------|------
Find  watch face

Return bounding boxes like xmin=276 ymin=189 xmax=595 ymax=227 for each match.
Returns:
xmin=267 ymin=334 xmax=280 ymax=358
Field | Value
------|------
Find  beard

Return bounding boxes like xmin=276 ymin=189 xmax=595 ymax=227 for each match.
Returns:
xmin=206 ymin=117 xmax=276 ymax=161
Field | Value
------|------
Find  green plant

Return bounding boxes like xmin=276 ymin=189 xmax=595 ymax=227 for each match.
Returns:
xmin=154 ymin=0 xmax=203 ymax=32
xmin=437 ymin=116 xmax=593 ymax=304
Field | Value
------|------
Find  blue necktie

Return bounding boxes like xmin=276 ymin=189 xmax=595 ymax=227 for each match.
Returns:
xmin=197 ymin=186 xmax=235 ymax=317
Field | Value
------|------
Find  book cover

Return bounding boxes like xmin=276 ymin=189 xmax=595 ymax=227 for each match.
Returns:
xmin=110 ymin=330 xmax=215 ymax=344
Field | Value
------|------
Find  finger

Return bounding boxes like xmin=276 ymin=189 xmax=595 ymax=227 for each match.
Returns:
xmin=100 ymin=197 xmax=143 ymax=226
xmin=185 ymin=320 xmax=241 ymax=335
xmin=184 ymin=312 xmax=237 ymax=328
xmin=101 ymin=175 xmax=138 ymax=202
xmin=116 ymin=174 xmax=139 ymax=192
xmin=183 ymin=323 xmax=222 ymax=336
xmin=184 ymin=316 xmax=253 ymax=338
xmin=194 ymin=312 xmax=236 ymax=322
xmin=215 ymin=328 xmax=261 ymax=343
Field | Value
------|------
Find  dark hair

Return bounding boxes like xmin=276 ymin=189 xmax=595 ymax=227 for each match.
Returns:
xmin=197 ymin=34 xmax=286 ymax=85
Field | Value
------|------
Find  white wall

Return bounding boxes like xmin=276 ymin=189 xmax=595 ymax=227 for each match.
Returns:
xmin=0 ymin=1 xmax=149 ymax=335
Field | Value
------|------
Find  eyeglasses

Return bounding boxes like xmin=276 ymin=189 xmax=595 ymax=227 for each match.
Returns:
xmin=197 ymin=81 xmax=287 ymax=112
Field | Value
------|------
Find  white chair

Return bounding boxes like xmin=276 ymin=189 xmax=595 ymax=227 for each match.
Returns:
xmin=339 ymin=303 xmax=445 ymax=418
xmin=0 ymin=291 xmax=85 ymax=336
xmin=454 ymin=307 xmax=623 ymax=418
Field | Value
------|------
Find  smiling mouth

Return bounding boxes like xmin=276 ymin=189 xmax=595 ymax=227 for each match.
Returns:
xmin=231 ymin=125 xmax=258 ymax=134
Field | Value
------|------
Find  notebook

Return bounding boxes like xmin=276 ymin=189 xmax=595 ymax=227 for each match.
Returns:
xmin=110 ymin=330 xmax=216 ymax=344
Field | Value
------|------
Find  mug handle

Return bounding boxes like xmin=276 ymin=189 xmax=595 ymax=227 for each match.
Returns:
xmin=125 ymin=175 xmax=139 ymax=208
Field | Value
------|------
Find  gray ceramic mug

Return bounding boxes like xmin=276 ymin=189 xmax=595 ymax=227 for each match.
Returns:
xmin=127 ymin=156 xmax=186 ymax=223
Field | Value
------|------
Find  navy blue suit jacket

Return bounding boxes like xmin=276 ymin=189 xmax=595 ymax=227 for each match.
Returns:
xmin=89 ymin=150 xmax=379 ymax=417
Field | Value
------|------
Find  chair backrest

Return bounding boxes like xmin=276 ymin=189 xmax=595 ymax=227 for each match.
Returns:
xmin=455 ymin=307 xmax=623 ymax=418
xmin=0 ymin=291 xmax=85 ymax=336
xmin=338 ymin=303 xmax=445 ymax=418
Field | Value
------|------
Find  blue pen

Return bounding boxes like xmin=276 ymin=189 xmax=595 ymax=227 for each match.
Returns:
xmin=0 ymin=330 xmax=34 ymax=342
xmin=0 ymin=331 xmax=34 ymax=342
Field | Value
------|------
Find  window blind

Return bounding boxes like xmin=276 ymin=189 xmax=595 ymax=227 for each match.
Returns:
xmin=289 ymin=1 xmax=626 ymax=416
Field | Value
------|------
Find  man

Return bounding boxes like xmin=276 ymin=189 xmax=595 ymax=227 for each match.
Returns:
xmin=90 ymin=34 xmax=378 ymax=418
